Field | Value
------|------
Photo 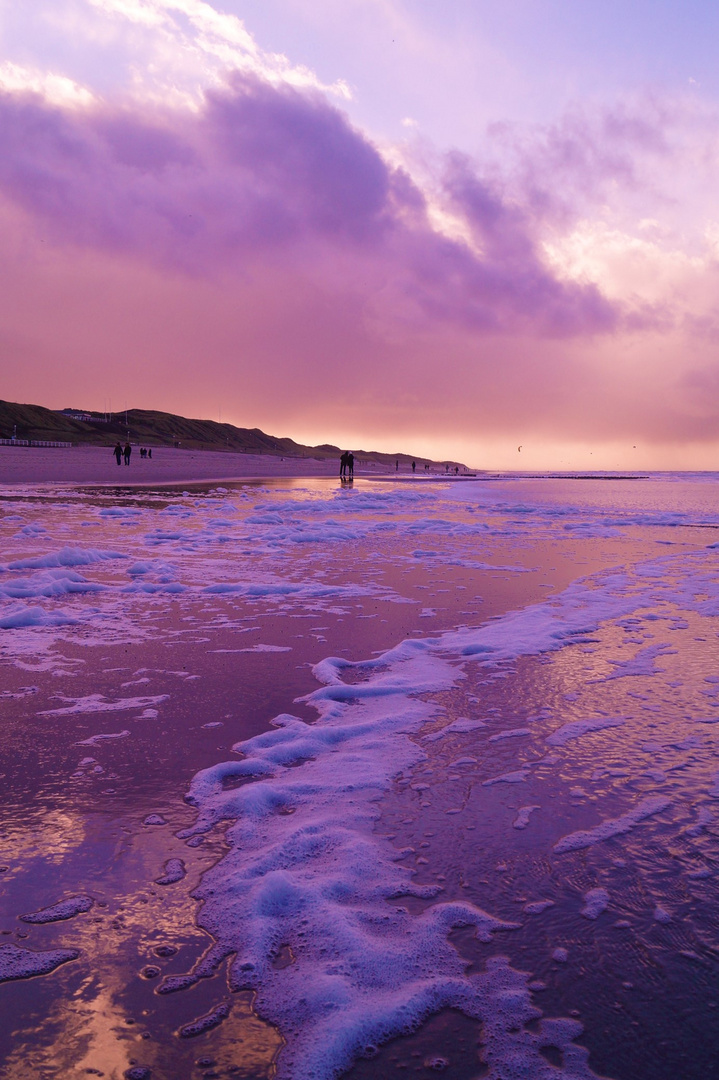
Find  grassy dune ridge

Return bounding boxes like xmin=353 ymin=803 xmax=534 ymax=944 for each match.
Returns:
xmin=0 ymin=400 xmax=466 ymax=470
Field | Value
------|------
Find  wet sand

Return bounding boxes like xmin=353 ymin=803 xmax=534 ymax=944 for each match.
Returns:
xmin=2 ymin=475 xmax=718 ymax=1079
xmin=0 ymin=572 xmax=596 ymax=1078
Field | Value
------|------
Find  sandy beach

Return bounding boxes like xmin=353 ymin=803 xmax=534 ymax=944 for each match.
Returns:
xmin=0 ymin=444 xmax=362 ymax=485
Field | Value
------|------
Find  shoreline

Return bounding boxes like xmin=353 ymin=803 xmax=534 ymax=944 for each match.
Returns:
xmin=1 ymin=444 xmax=682 ymax=489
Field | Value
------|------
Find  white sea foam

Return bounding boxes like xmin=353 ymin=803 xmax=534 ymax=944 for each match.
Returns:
xmin=203 ymin=580 xmax=373 ymax=600
xmin=482 ymin=769 xmax=529 ymax=786
xmin=0 ymin=568 xmax=105 ymax=599
xmin=239 ymin=644 xmax=293 ymax=653
xmin=489 ymin=727 xmax=531 ymax=742
xmin=98 ymin=507 xmax=141 ymax=519
xmin=594 ymin=642 xmax=677 ymax=682
xmin=20 ymin=895 xmax=94 ymax=923
xmin=179 ymin=1002 xmax=231 ymax=1038
xmin=43 ymin=694 xmax=167 ymax=717
xmin=546 ymin=717 xmax=625 ymax=746
xmin=422 ymin=719 xmax=485 ymax=743
xmin=581 ymin=888 xmax=610 ymax=919
xmin=513 ymin=805 xmax=541 ymax=830
xmin=156 ymin=859 xmax=186 ymax=885
xmin=174 ymin=629 xmax=609 ymax=1078
xmin=0 ymin=944 xmax=80 ymax=983
xmin=524 ymin=899 xmax=554 ymax=914
xmin=124 ymin=579 xmax=187 ymax=594
xmin=686 ymin=807 xmax=714 ymax=835
xmin=76 ymin=730 xmax=131 ymax=745
xmin=553 ymin=797 xmax=671 ymax=853
xmin=0 ymin=604 xmax=77 ymax=628
xmin=7 ymin=546 xmax=125 ymax=569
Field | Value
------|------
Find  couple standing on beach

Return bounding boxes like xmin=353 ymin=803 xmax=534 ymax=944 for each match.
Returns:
xmin=340 ymin=451 xmax=354 ymax=479
xmin=113 ymin=442 xmax=132 ymax=465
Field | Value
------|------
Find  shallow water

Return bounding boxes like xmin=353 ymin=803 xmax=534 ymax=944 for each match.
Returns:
xmin=1 ymin=473 xmax=719 ymax=1078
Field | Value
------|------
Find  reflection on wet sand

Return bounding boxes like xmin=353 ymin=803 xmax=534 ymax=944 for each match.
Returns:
xmin=3 ymin=809 xmax=88 ymax=869
xmin=3 ymin=475 xmax=719 ymax=1078
xmin=1 ymin=817 xmax=283 ymax=1079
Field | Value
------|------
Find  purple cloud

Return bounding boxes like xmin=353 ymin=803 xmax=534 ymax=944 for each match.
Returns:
xmin=0 ymin=73 xmax=619 ymax=337
xmin=4 ymin=73 xmax=714 ymax=462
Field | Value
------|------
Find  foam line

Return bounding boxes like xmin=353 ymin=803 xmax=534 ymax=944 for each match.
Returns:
xmin=181 ymin=614 xmax=615 ymax=1077
xmin=178 ymin=545 xmax=719 ymax=1077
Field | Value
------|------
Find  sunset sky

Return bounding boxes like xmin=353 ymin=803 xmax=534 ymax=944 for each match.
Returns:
xmin=3 ymin=0 xmax=719 ymax=468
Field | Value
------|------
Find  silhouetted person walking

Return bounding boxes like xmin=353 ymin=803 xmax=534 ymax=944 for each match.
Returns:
xmin=114 ymin=443 xmax=122 ymax=465
xmin=340 ymin=451 xmax=348 ymax=478
xmin=395 ymin=459 xmax=399 ymax=471
xmin=124 ymin=442 xmax=132 ymax=465
xmin=348 ymin=452 xmax=354 ymax=478
xmin=412 ymin=460 xmax=416 ymax=473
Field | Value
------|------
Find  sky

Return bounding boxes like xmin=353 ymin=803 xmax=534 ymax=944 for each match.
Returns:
xmin=2 ymin=1 xmax=719 ymax=469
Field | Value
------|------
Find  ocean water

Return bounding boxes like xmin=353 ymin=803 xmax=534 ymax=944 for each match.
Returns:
xmin=1 ymin=472 xmax=719 ymax=1079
